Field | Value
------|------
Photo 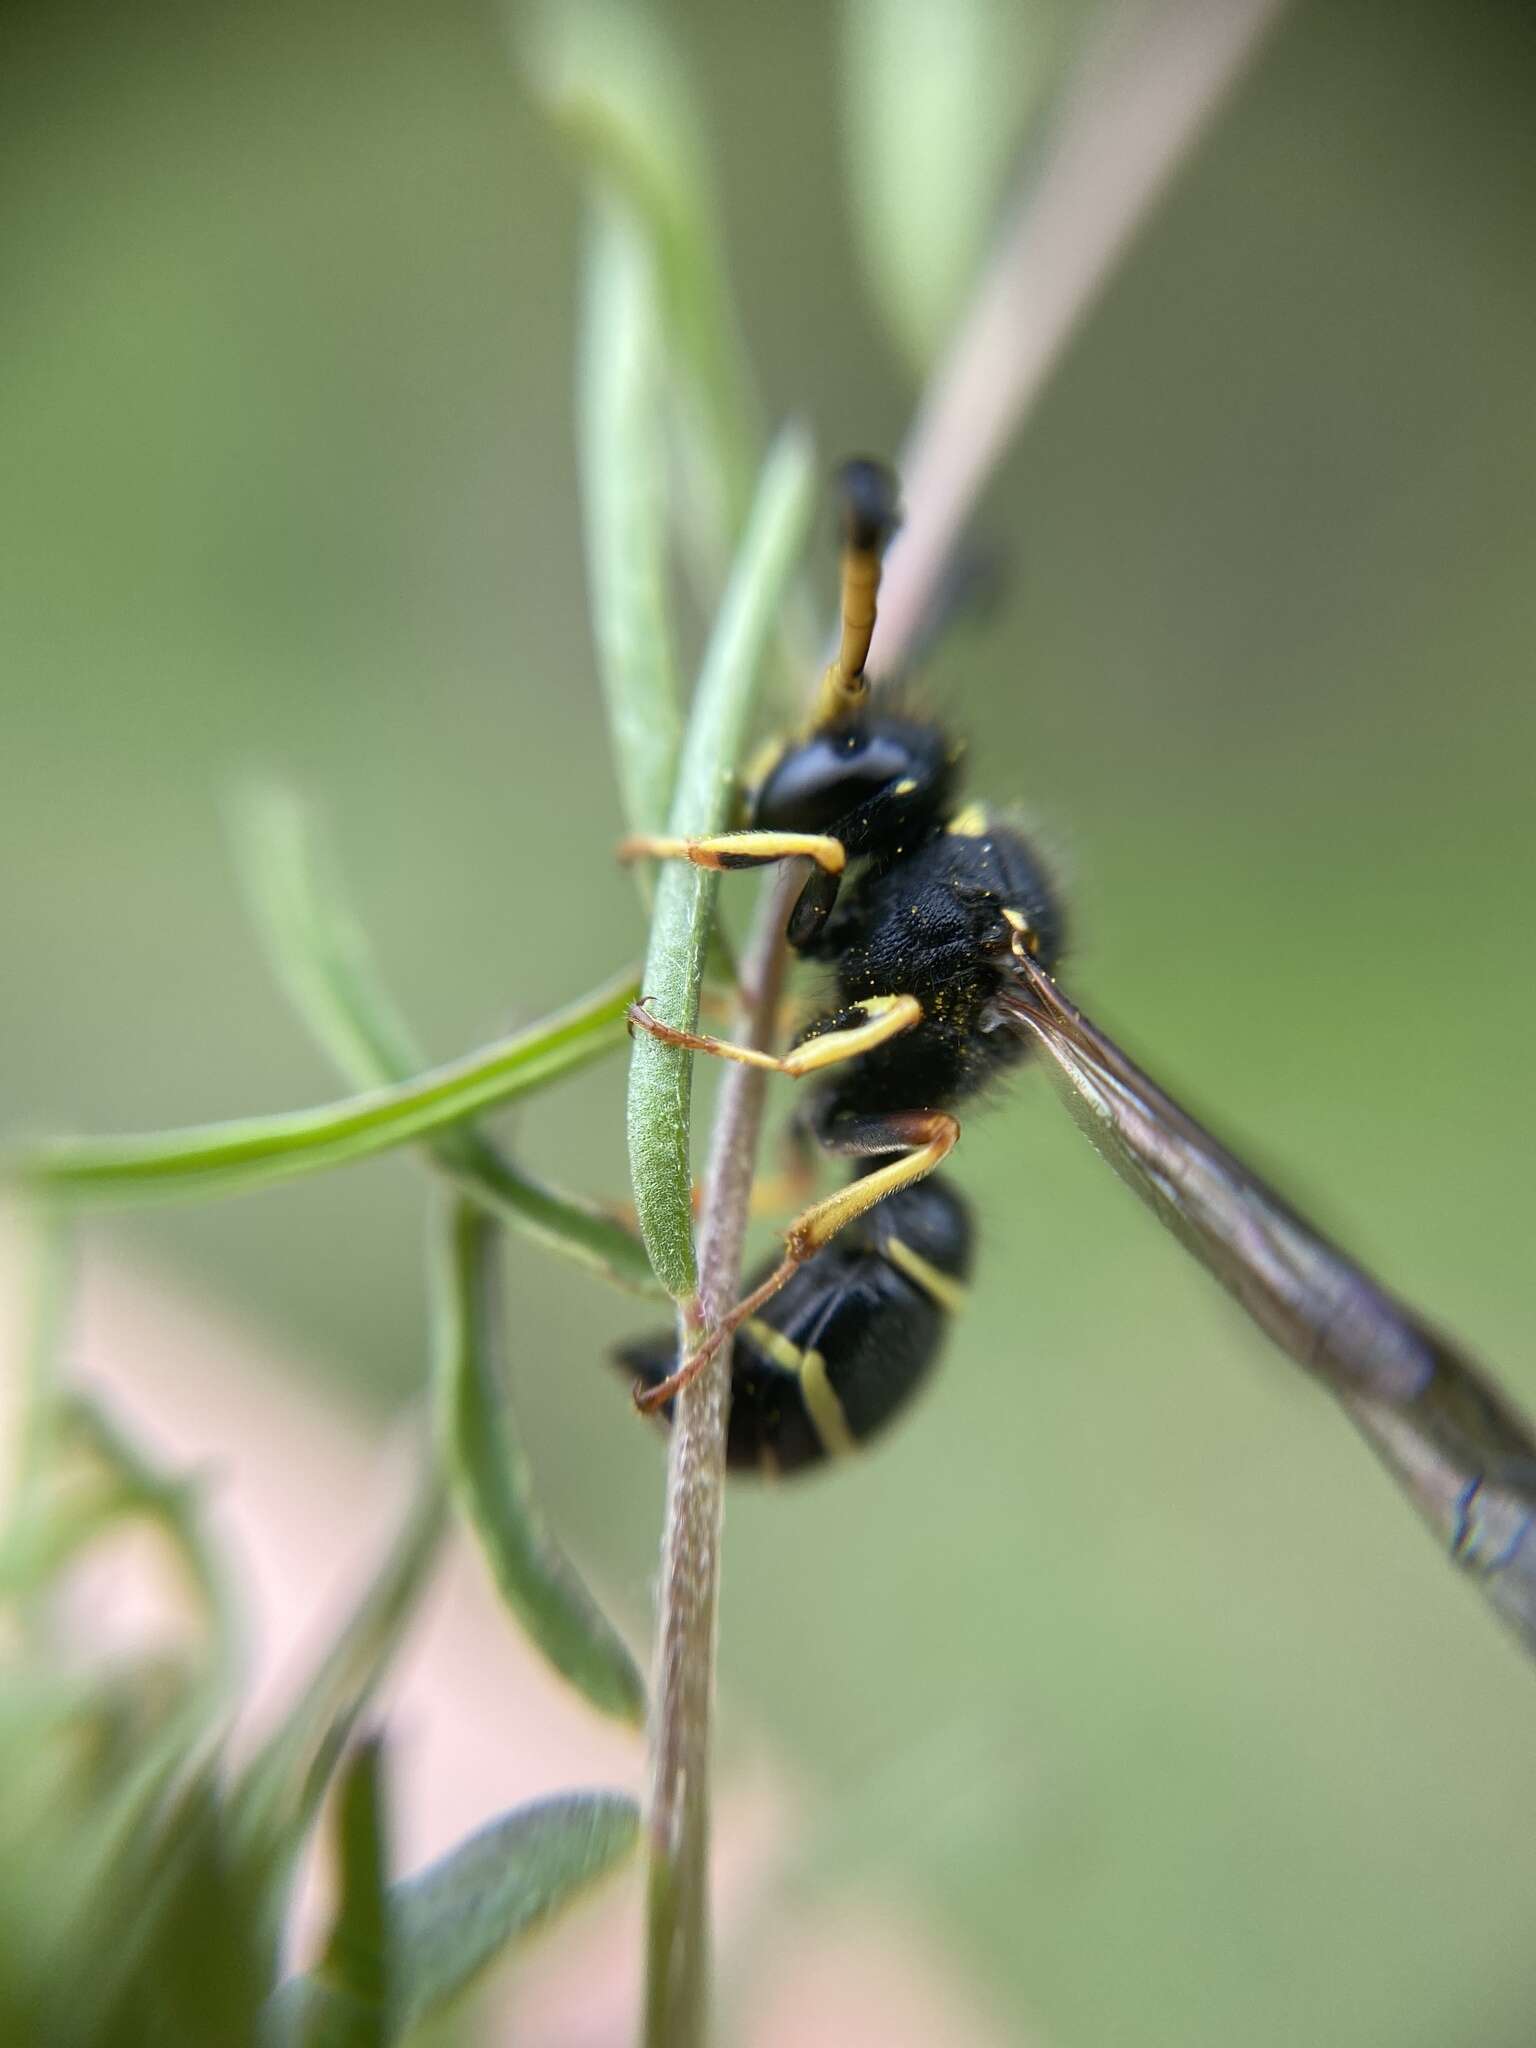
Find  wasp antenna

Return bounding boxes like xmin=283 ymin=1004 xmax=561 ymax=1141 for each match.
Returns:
xmin=838 ymin=456 xmax=900 ymax=555
xmin=815 ymin=456 xmax=901 ymax=725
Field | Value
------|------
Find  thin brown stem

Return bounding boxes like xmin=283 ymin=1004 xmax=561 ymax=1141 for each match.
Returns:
xmin=875 ymin=0 xmax=1288 ymax=670
xmin=642 ymin=865 xmax=797 ymax=2048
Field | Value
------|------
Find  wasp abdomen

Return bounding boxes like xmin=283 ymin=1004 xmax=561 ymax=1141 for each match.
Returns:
xmin=616 ymin=1174 xmax=972 ymax=1477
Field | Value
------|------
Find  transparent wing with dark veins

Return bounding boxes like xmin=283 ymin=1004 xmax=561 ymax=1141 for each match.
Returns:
xmin=998 ymin=952 xmax=1536 ymax=1660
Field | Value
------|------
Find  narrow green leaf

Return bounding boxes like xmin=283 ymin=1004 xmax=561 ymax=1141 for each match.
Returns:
xmin=293 ymin=1738 xmax=391 ymax=2048
xmin=233 ymin=1469 xmax=444 ymax=1866
xmin=87 ymin=1760 xmax=275 ymax=2048
xmin=626 ymin=426 xmax=816 ymax=1297
xmin=526 ymin=0 xmax=758 ymax=558
xmin=229 ymin=784 xmax=424 ymax=1087
xmin=392 ymin=1791 xmax=639 ymax=2028
xmin=11 ymin=968 xmax=638 ymax=1210
xmin=231 ymin=785 xmax=660 ymax=1295
xmin=434 ymin=1194 xmax=646 ymax=1724
xmin=579 ymin=202 xmax=683 ymax=849
xmin=841 ymin=0 xmax=1062 ymax=372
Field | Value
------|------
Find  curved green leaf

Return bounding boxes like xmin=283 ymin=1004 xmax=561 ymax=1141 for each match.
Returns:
xmin=841 ymin=0 xmax=1061 ymax=371
xmin=625 ymin=426 xmax=816 ymax=1298
xmin=292 ymin=1738 xmax=392 ymax=2048
xmin=11 ymin=969 xmax=638 ymax=1210
xmin=434 ymin=1194 xmax=646 ymax=1724
xmin=392 ymin=1791 xmax=639 ymax=2028
xmin=579 ymin=202 xmax=683 ymax=852
xmin=233 ymin=1470 xmax=444 ymax=1868
xmin=232 ymin=784 xmax=660 ymax=1296
xmin=526 ymin=0 xmax=757 ymax=561
xmin=271 ymin=1791 xmax=639 ymax=2041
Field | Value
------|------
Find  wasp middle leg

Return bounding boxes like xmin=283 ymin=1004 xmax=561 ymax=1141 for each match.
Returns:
xmin=626 ymin=993 xmax=922 ymax=1076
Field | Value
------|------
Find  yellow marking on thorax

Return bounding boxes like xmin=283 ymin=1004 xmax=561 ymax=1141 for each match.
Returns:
xmin=945 ymin=802 xmax=990 ymax=838
xmin=1002 ymin=905 xmax=1041 ymax=956
xmin=893 ymin=777 xmax=918 ymax=796
xmin=884 ymin=1237 xmax=968 ymax=1315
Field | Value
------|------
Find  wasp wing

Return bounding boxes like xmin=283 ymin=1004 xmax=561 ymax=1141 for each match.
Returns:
xmin=997 ymin=953 xmax=1536 ymax=1657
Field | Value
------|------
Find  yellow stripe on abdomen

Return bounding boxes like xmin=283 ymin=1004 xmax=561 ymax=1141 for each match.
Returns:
xmin=798 ymin=1348 xmax=858 ymax=1457
xmin=883 ymin=1238 xmax=968 ymax=1315
xmin=743 ymin=1317 xmax=857 ymax=1456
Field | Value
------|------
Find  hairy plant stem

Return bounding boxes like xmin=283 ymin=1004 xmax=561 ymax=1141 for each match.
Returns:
xmin=642 ymin=866 xmax=797 ymax=2048
xmin=639 ymin=4 xmax=1288 ymax=2038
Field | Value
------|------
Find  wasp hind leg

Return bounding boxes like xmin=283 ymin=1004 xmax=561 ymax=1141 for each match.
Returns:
xmin=632 ymin=1108 xmax=959 ymax=1415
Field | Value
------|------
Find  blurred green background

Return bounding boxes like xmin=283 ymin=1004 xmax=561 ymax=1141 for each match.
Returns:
xmin=4 ymin=2 xmax=1535 ymax=2043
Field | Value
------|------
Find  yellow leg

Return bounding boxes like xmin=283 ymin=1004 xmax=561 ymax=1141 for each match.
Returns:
xmin=617 ymin=829 xmax=845 ymax=876
xmin=626 ymin=993 xmax=922 ymax=1077
xmin=632 ymin=1110 xmax=959 ymax=1415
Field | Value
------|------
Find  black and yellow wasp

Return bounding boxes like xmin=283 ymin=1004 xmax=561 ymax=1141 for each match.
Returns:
xmin=617 ymin=460 xmax=1050 ymax=1473
xmin=617 ymin=458 xmax=1536 ymax=1648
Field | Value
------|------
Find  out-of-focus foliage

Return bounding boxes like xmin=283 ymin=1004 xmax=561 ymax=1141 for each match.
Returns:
xmin=272 ymin=1759 xmax=639 ymax=2045
xmin=3 ymin=2 xmax=1536 ymax=2045
xmin=432 ymin=1193 xmax=647 ymax=1722
xmin=841 ymin=0 xmax=1068 ymax=372
xmin=0 ymin=1304 xmax=637 ymax=2043
xmin=232 ymin=783 xmax=660 ymax=1293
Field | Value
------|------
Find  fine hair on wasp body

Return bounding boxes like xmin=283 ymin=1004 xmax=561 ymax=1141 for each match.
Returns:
xmin=618 ymin=456 xmax=1066 ymax=1472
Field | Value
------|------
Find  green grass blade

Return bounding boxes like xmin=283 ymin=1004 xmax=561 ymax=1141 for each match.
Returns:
xmin=625 ymin=426 xmax=816 ymax=1298
xmin=579 ymin=202 xmax=683 ymax=850
xmin=229 ymin=783 xmax=423 ymax=1085
xmin=841 ymin=0 xmax=1060 ymax=371
xmin=392 ymin=1791 xmax=639 ymax=2028
xmin=233 ymin=1468 xmax=444 ymax=1867
xmin=288 ymin=1737 xmax=392 ymax=2048
xmin=11 ymin=968 xmax=638 ymax=1210
xmin=86 ymin=1761 xmax=276 ymax=2048
xmin=272 ymin=1791 xmax=639 ymax=2039
xmin=434 ymin=1194 xmax=646 ymax=1724
xmin=434 ymin=1141 xmax=659 ymax=1296
xmin=231 ymin=785 xmax=660 ymax=1295
xmin=526 ymin=0 xmax=757 ymax=559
